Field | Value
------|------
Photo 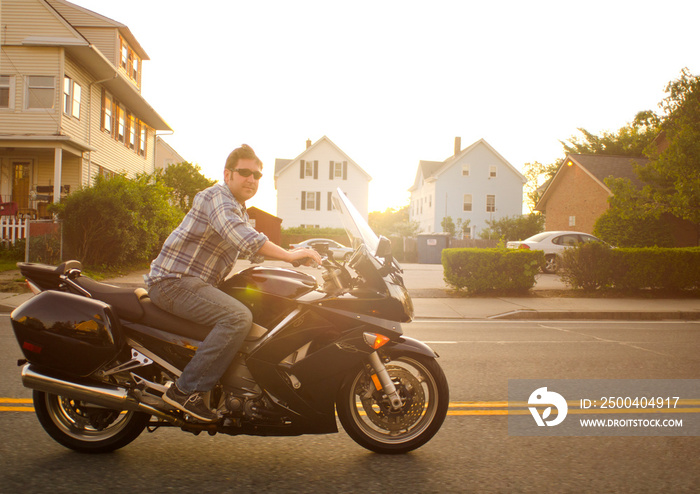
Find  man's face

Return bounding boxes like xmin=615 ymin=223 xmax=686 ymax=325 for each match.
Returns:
xmin=224 ymin=158 xmax=261 ymax=203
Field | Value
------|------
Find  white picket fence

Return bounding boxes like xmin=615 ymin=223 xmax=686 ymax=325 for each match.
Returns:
xmin=0 ymin=217 xmax=27 ymax=244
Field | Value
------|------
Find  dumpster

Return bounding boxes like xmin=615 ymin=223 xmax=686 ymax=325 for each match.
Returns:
xmin=416 ymin=233 xmax=450 ymax=264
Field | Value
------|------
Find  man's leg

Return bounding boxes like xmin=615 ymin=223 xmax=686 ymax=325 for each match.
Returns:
xmin=149 ymin=276 xmax=252 ymax=420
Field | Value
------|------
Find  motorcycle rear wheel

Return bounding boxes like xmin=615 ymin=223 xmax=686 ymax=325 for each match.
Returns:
xmin=337 ymin=353 xmax=449 ymax=454
xmin=33 ymin=390 xmax=151 ymax=453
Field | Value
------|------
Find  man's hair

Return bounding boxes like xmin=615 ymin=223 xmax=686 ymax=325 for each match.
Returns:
xmin=225 ymin=144 xmax=262 ymax=171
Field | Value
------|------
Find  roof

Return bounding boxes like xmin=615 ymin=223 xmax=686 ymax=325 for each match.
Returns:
xmin=409 ymin=138 xmax=526 ymax=191
xmin=274 ymin=136 xmax=372 ymax=180
xmin=26 ymin=0 xmax=170 ymax=130
xmin=535 ymin=154 xmax=650 ymax=210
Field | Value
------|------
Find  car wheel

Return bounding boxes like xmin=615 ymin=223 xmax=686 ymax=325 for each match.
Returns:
xmin=544 ymin=254 xmax=558 ymax=274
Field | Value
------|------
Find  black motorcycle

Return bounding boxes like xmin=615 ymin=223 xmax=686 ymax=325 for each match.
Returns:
xmin=11 ymin=190 xmax=448 ymax=454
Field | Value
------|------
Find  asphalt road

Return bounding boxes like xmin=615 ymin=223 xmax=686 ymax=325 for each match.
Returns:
xmin=1 ymin=316 xmax=699 ymax=493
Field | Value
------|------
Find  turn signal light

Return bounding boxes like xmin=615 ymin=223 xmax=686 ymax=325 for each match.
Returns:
xmin=363 ymin=332 xmax=391 ymax=350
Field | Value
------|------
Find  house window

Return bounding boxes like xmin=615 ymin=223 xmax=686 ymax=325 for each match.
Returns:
xmin=301 ymin=191 xmax=321 ymax=210
xmin=463 ymin=194 xmax=472 ymax=212
xmin=462 ymin=164 xmax=470 ymax=176
xmin=72 ymin=82 xmax=81 ymax=118
xmin=1 ymin=75 xmax=13 ymax=109
xmin=486 ymin=194 xmax=496 ymax=212
xmin=27 ymin=76 xmax=55 ymax=109
xmin=489 ymin=165 xmax=497 ymax=178
xmin=102 ymin=91 xmax=114 ymax=134
xmin=63 ymin=77 xmax=72 ymax=115
xmin=63 ymin=77 xmax=81 ymax=118
xmin=128 ymin=114 xmax=137 ymax=149
xmin=119 ymin=36 xmax=142 ymax=84
xmin=117 ymin=105 xmax=126 ymax=142
xmin=569 ymin=215 xmax=576 ymax=227
xmin=139 ymin=125 xmax=147 ymax=156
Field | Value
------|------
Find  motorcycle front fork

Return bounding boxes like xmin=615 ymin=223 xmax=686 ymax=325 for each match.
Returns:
xmin=367 ymin=351 xmax=404 ymax=410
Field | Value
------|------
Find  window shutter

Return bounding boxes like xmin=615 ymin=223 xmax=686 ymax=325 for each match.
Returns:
xmin=300 ymin=160 xmax=305 ymax=179
xmin=313 ymin=160 xmax=318 ymax=179
xmin=315 ymin=192 xmax=321 ymax=211
xmin=329 ymin=161 xmax=334 ymax=180
xmin=328 ymin=191 xmax=333 ymax=210
xmin=343 ymin=161 xmax=348 ymax=180
xmin=301 ymin=191 xmax=306 ymax=210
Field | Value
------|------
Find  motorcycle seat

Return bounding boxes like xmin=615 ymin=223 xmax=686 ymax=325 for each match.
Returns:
xmin=74 ymin=276 xmax=213 ymax=340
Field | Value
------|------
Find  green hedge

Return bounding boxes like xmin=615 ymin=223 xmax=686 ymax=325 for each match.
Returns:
xmin=442 ymin=248 xmax=545 ymax=294
xmin=561 ymin=244 xmax=700 ymax=291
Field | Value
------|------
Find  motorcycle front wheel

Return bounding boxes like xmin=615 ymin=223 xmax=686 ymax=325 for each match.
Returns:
xmin=33 ymin=390 xmax=151 ymax=453
xmin=337 ymin=353 xmax=449 ymax=454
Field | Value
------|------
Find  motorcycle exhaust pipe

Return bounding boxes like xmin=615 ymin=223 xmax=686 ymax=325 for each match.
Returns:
xmin=21 ymin=364 xmax=183 ymax=425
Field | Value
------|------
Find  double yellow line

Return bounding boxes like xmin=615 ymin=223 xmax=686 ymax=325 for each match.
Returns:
xmin=4 ymin=398 xmax=700 ymax=416
xmin=0 ymin=398 xmax=33 ymax=412
xmin=449 ymin=400 xmax=700 ymax=416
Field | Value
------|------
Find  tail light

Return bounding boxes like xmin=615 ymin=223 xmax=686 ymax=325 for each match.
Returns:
xmin=518 ymin=244 xmax=531 ymax=250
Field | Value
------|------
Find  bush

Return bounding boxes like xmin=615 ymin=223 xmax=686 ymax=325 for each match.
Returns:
xmin=442 ymin=248 xmax=545 ymax=294
xmin=561 ymin=244 xmax=700 ymax=291
xmin=52 ymin=175 xmax=183 ymax=267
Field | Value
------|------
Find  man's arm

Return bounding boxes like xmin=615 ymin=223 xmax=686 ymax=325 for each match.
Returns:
xmin=257 ymin=240 xmax=323 ymax=265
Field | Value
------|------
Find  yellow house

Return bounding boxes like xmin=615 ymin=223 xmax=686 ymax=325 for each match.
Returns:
xmin=0 ymin=0 xmax=170 ymax=219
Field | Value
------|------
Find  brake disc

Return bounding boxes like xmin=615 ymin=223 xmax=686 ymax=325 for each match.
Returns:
xmin=360 ymin=365 xmax=426 ymax=432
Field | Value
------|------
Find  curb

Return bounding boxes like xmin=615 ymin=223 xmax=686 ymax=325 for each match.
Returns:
xmin=487 ymin=310 xmax=700 ymax=321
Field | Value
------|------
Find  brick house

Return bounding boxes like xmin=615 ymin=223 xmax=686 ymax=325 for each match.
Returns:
xmin=535 ymin=154 xmax=698 ymax=246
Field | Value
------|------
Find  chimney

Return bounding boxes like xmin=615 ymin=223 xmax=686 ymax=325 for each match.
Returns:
xmin=306 ymin=139 xmax=312 ymax=149
xmin=454 ymin=137 xmax=461 ymax=156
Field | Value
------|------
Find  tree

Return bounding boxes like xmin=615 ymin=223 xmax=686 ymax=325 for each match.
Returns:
xmin=593 ymin=177 xmax=673 ymax=247
xmin=151 ymin=162 xmax=216 ymax=212
xmin=369 ymin=206 xmax=420 ymax=237
xmin=522 ymin=160 xmax=560 ymax=212
xmin=478 ymin=213 xmax=544 ymax=242
xmin=440 ymin=216 xmax=456 ymax=237
xmin=636 ymin=68 xmax=700 ymax=224
xmin=53 ymin=175 xmax=183 ymax=266
xmin=562 ymin=110 xmax=660 ymax=157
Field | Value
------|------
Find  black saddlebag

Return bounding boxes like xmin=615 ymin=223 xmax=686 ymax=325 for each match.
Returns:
xmin=11 ymin=291 xmax=124 ymax=377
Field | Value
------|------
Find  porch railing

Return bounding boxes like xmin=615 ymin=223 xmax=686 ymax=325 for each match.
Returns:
xmin=0 ymin=216 xmax=28 ymax=245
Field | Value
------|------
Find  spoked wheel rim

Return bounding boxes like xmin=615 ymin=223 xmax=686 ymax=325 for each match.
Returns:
xmin=346 ymin=356 xmax=439 ymax=445
xmin=44 ymin=394 xmax=136 ymax=442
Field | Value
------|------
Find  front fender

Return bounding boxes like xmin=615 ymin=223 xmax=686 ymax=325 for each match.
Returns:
xmin=386 ymin=336 xmax=438 ymax=359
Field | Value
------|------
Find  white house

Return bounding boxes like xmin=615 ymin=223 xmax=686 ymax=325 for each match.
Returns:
xmin=274 ymin=136 xmax=371 ymax=228
xmin=409 ymin=138 xmax=525 ymax=238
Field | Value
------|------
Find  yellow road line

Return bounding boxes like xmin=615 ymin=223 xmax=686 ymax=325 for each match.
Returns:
xmin=2 ymin=398 xmax=699 ymax=416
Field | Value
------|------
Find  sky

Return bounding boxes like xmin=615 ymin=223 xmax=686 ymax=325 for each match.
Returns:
xmin=68 ymin=0 xmax=700 ymax=215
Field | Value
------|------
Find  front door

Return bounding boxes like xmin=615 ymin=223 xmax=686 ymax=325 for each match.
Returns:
xmin=12 ymin=159 xmax=33 ymax=209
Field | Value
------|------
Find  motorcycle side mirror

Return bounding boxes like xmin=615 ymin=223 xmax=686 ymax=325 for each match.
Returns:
xmin=375 ymin=236 xmax=392 ymax=258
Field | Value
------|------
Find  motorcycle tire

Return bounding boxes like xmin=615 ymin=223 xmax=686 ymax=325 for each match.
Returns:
xmin=337 ymin=353 xmax=449 ymax=454
xmin=33 ymin=390 xmax=151 ymax=454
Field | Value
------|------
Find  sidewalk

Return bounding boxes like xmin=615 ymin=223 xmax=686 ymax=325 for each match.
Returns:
xmin=1 ymin=262 xmax=699 ymax=320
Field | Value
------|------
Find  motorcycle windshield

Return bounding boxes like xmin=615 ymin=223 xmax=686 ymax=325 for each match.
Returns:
xmin=332 ymin=188 xmax=380 ymax=255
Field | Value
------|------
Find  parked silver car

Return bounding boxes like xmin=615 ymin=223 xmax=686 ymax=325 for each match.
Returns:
xmin=290 ymin=238 xmax=354 ymax=261
xmin=506 ymin=231 xmax=605 ymax=274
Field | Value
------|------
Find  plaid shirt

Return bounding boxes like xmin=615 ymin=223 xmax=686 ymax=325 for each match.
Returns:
xmin=145 ymin=182 xmax=268 ymax=287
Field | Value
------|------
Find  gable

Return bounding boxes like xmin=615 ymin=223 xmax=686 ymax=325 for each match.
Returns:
xmin=2 ymin=0 xmax=85 ymax=45
xmin=436 ymin=139 xmax=526 ymax=183
xmin=274 ymin=136 xmax=371 ymax=181
xmin=535 ymin=154 xmax=650 ymax=210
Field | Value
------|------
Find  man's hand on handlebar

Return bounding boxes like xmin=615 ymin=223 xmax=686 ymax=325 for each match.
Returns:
xmin=288 ymin=247 xmax=323 ymax=268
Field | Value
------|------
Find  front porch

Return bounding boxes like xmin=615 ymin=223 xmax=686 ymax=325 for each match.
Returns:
xmin=0 ymin=145 xmax=82 ymax=225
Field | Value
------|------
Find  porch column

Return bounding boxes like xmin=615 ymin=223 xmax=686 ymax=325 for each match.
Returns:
xmin=53 ymin=148 xmax=62 ymax=204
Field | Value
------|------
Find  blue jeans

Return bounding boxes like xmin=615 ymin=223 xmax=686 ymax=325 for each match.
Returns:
xmin=148 ymin=276 xmax=252 ymax=394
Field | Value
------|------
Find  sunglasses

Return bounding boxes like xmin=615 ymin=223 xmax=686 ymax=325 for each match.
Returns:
xmin=233 ymin=168 xmax=263 ymax=180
